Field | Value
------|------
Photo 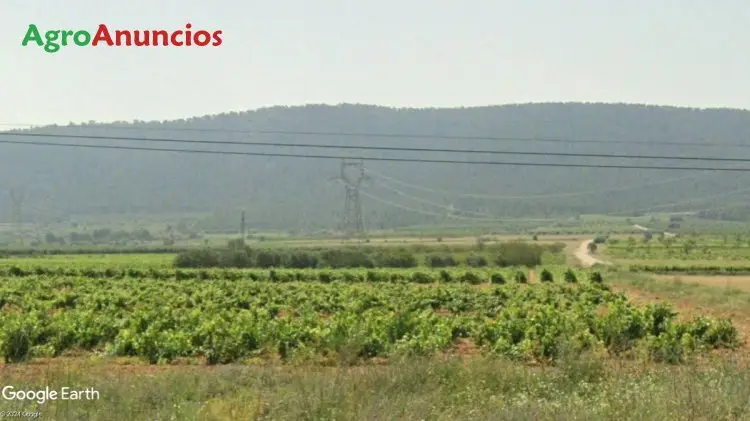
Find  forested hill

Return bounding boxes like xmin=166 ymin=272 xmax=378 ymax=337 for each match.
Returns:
xmin=2 ymin=102 xmax=750 ymax=231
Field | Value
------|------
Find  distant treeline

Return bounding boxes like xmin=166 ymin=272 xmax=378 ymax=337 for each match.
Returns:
xmin=42 ymin=228 xmax=156 ymax=245
xmin=174 ymin=242 xmax=564 ymax=269
xmin=0 ymin=246 xmax=189 ymax=257
xmin=628 ymin=265 xmax=750 ymax=275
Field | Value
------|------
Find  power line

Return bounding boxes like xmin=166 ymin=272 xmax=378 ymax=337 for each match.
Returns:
xmin=371 ymin=178 xmax=501 ymax=218
xmin=685 ymin=201 xmax=750 ymax=214
xmin=364 ymin=160 xmax=750 ymax=218
xmin=370 ymin=167 xmax=750 ymax=219
xmin=359 ymin=188 xmax=491 ymax=221
xmin=364 ymin=168 xmax=702 ymax=200
xmin=357 ymin=185 xmax=554 ymax=223
xmin=3 ymin=137 xmax=750 ymax=171
xmin=604 ymin=187 xmax=750 ymax=216
xmin=3 ymin=121 xmax=750 ymax=149
xmin=4 ymin=131 xmax=750 ymax=163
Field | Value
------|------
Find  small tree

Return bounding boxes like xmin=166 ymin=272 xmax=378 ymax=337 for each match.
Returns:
xmin=461 ymin=271 xmax=483 ymax=285
xmin=490 ymin=273 xmax=506 ymax=284
xmin=44 ymin=232 xmax=58 ymax=244
xmin=590 ymin=271 xmax=603 ymax=284
xmin=514 ymin=271 xmax=527 ymax=284
xmin=466 ymin=255 xmax=488 ymax=267
xmin=626 ymin=236 xmax=636 ymax=251
xmin=564 ymin=269 xmax=577 ymax=283
xmin=683 ymin=239 xmax=696 ymax=255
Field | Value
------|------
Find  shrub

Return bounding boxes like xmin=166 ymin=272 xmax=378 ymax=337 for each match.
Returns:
xmin=376 ymin=252 xmax=418 ymax=268
xmin=590 ymin=272 xmax=603 ymax=284
xmin=410 ymin=272 xmax=433 ymax=284
xmin=514 ymin=271 xmax=528 ymax=284
xmin=426 ymin=255 xmax=457 ymax=268
xmin=490 ymin=273 xmax=506 ymax=284
xmin=366 ymin=270 xmax=386 ymax=283
xmin=318 ymin=271 xmax=334 ymax=283
xmin=8 ymin=266 xmax=25 ymax=277
xmin=320 ymin=249 xmax=374 ymax=268
xmin=494 ymin=243 xmax=545 ymax=267
xmin=1 ymin=318 xmax=31 ymax=363
xmin=593 ymin=236 xmax=608 ymax=244
xmin=174 ymin=249 xmax=221 ymax=268
xmin=285 ymin=251 xmax=318 ymax=269
xmin=461 ymin=271 xmax=483 ymax=285
xmin=255 ymin=250 xmax=282 ymax=268
xmin=220 ymin=249 xmax=254 ymax=268
xmin=465 ymin=255 xmax=488 ymax=267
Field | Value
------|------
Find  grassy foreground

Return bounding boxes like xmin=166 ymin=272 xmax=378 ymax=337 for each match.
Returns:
xmin=2 ymin=356 xmax=750 ymax=420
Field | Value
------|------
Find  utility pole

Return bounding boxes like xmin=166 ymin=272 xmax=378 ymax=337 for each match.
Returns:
xmin=330 ymin=159 xmax=368 ymax=237
xmin=9 ymin=188 xmax=25 ymax=244
xmin=9 ymin=189 xmax=24 ymax=229
xmin=240 ymin=209 xmax=246 ymax=245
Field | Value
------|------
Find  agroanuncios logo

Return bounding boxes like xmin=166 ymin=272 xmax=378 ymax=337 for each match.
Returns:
xmin=21 ymin=23 xmax=223 ymax=53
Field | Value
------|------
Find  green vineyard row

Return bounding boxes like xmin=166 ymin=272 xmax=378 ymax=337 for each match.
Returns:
xmin=0 ymin=277 xmax=738 ymax=365
xmin=0 ymin=266 xmax=594 ymax=284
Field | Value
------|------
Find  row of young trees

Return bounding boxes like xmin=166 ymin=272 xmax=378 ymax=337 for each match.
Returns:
xmin=43 ymin=228 xmax=154 ymax=245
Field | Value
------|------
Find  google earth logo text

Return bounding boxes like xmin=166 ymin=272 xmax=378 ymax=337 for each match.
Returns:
xmin=21 ymin=23 xmax=223 ymax=53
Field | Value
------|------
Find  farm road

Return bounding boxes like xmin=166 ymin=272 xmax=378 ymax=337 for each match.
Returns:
xmin=574 ymin=240 xmax=609 ymax=267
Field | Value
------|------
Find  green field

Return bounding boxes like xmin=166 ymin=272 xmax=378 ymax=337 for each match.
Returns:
xmin=2 ymin=232 xmax=750 ymax=420
xmin=15 ymin=272 xmax=735 ymax=365
xmin=600 ymin=235 xmax=750 ymax=275
xmin=0 ymin=253 xmax=174 ymax=270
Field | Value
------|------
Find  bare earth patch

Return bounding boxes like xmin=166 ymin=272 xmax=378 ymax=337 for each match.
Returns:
xmin=653 ymin=274 xmax=750 ymax=293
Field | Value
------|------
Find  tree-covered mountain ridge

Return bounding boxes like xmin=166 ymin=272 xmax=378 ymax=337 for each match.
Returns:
xmin=2 ymin=102 xmax=750 ymax=230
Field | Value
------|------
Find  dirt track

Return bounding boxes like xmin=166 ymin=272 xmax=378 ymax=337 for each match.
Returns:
xmin=574 ymin=240 xmax=607 ymax=267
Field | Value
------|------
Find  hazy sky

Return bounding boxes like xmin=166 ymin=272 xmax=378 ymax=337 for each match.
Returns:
xmin=2 ymin=0 xmax=749 ymax=126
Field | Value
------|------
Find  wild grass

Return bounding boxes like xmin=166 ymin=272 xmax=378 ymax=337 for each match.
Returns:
xmin=608 ymin=269 xmax=750 ymax=315
xmin=2 ymin=356 xmax=750 ymax=420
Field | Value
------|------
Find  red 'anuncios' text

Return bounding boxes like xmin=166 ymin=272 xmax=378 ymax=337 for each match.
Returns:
xmin=90 ymin=23 xmax=223 ymax=47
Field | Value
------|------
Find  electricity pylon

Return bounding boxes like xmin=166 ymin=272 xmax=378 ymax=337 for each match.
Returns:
xmin=330 ymin=159 xmax=368 ymax=236
xmin=9 ymin=188 xmax=25 ymax=231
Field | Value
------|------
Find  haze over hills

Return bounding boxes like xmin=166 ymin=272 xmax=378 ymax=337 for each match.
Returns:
xmin=2 ymin=102 xmax=750 ymax=232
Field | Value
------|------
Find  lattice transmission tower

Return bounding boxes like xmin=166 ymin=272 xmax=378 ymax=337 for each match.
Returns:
xmin=9 ymin=188 xmax=25 ymax=232
xmin=330 ymin=159 xmax=369 ymax=236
